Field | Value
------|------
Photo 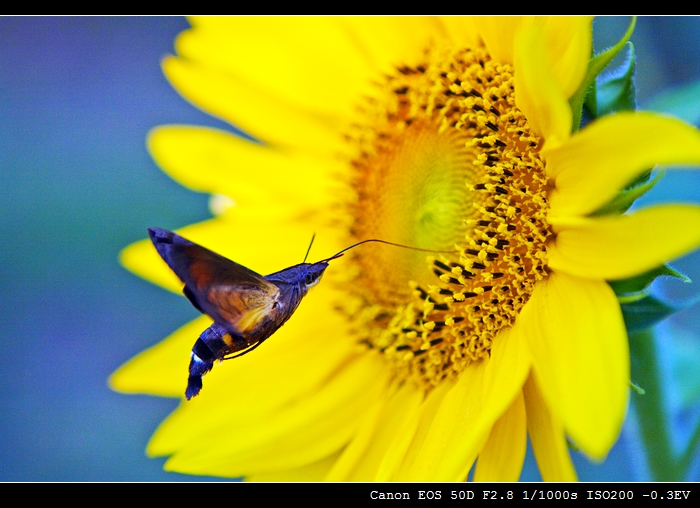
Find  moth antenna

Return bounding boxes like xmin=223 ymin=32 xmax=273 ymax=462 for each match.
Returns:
xmin=303 ymin=233 xmax=316 ymax=263
xmin=319 ymin=239 xmax=457 ymax=263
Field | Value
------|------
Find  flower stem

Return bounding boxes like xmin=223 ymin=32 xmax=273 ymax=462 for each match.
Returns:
xmin=679 ymin=411 xmax=700 ymax=474
xmin=629 ymin=328 xmax=681 ymax=480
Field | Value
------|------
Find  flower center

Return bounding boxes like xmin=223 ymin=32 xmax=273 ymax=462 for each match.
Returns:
xmin=343 ymin=46 xmax=552 ymax=389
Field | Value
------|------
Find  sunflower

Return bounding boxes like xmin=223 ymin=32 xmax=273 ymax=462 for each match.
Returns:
xmin=110 ymin=17 xmax=700 ymax=481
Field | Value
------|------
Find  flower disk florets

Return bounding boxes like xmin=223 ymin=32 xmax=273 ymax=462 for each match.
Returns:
xmin=345 ymin=46 xmax=553 ymax=389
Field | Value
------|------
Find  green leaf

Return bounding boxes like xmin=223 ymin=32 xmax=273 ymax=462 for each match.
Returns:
xmin=595 ymin=42 xmax=637 ymax=116
xmin=610 ymin=263 xmax=690 ymax=296
xmin=572 ymin=16 xmax=636 ymax=130
xmin=644 ymin=80 xmax=700 ymax=127
xmin=583 ymin=71 xmax=598 ymax=119
xmin=629 ymin=381 xmax=646 ymax=395
xmin=621 ymin=294 xmax=677 ymax=333
xmin=592 ymin=170 xmax=664 ymax=216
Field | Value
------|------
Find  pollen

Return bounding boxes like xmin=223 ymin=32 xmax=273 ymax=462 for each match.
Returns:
xmin=342 ymin=46 xmax=552 ymax=389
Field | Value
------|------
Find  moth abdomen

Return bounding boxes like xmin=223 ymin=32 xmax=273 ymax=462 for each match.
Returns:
xmin=186 ymin=323 xmax=247 ymax=399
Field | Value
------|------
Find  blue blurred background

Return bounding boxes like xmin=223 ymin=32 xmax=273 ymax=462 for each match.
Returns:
xmin=0 ymin=17 xmax=698 ymax=481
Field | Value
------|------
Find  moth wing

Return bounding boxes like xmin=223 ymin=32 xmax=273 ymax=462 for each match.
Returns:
xmin=206 ymin=283 xmax=278 ymax=335
xmin=148 ymin=227 xmax=279 ymax=336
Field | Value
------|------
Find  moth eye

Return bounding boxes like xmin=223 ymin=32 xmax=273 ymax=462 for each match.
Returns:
xmin=305 ymin=273 xmax=315 ymax=285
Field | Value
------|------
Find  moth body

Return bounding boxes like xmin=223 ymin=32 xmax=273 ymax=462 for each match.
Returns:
xmin=148 ymin=228 xmax=328 ymax=399
xmin=147 ymin=228 xmax=446 ymax=399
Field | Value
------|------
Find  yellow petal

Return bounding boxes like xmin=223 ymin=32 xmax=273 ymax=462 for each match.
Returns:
xmin=437 ymin=16 xmax=481 ymax=48
xmin=374 ymin=385 xmax=425 ymax=481
xmin=157 ymin=353 xmax=388 ymax=477
xmin=473 ymin=390 xmax=527 ymax=481
xmin=514 ymin=23 xmax=572 ymax=147
xmin=391 ymin=380 xmax=452 ymax=480
xmin=147 ymin=126 xmax=339 ymax=214
xmin=476 ymin=16 xmax=524 ymax=64
xmin=325 ymin=382 xmax=423 ymax=481
xmin=539 ymin=17 xmax=592 ymax=100
xmin=481 ymin=16 xmax=590 ymax=107
xmin=549 ymin=205 xmax=700 ymax=280
xmin=519 ymin=272 xmax=628 ymax=459
xmin=247 ymin=450 xmax=342 ymax=481
xmin=323 ymin=394 xmax=385 ymax=481
xmin=547 ymin=112 xmax=700 ymax=218
xmin=178 ymin=17 xmax=373 ymax=119
xmin=342 ymin=17 xmax=449 ymax=75
xmin=162 ymin=56 xmax=345 ymax=156
xmin=402 ymin=326 xmax=531 ymax=480
xmin=523 ymin=373 xmax=577 ymax=481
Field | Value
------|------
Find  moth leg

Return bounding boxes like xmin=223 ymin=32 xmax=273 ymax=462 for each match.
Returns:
xmin=223 ymin=338 xmax=265 ymax=360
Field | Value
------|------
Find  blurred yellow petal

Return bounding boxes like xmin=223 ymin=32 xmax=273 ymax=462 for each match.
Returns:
xmin=523 ymin=373 xmax=577 ymax=481
xmin=323 ymin=395 xmax=385 ymax=481
xmin=547 ymin=113 xmax=700 ymax=217
xmin=158 ymin=354 xmax=388 ymax=477
xmin=374 ymin=386 xmax=425 ymax=481
xmin=437 ymin=16 xmax=481 ymax=48
xmin=539 ymin=17 xmax=592 ymax=99
xmin=477 ymin=16 xmax=524 ymax=64
xmin=480 ymin=17 xmax=590 ymax=100
xmin=342 ymin=17 xmax=449 ymax=74
xmin=179 ymin=17 xmax=374 ymax=119
xmin=520 ymin=272 xmax=628 ymax=459
xmin=325 ymin=382 xmax=423 ymax=481
xmin=514 ymin=23 xmax=572 ymax=146
xmin=402 ymin=327 xmax=531 ymax=481
xmin=162 ymin=56 xmax=345 ymax=156
xmin=148 ymin=125 xmax=340 ymax=213
xmin=473 ymin=390 xmax=527 ymax=481
xmin=247 ymin=451 xmax=342 ymax=482
xmin=549 ymin=205 xmax=700 ymax=280
xmin=391 ymin=381 xmax=452 ymax=480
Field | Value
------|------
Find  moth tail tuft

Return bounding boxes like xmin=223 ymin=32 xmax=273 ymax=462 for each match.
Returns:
xmin=185 ymin=351 xmax=213 ymax=400
xmin=185 ymin=375 xmax=203 ymax=400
